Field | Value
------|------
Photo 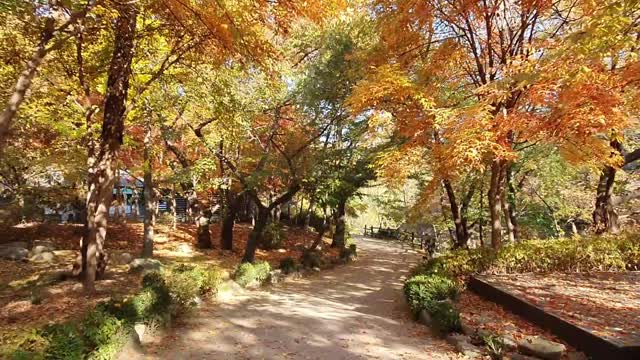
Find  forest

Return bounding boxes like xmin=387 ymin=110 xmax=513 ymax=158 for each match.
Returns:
xmin=0 ymin=0 xmax=639 ymax=359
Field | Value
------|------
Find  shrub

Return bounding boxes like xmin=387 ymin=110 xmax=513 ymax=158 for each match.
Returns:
xmin=234 ymin=261 xmax=271 ymax=287
xmin=43 ymin=324 xmax=86 ymax=359
xmin=403 ymin=274 xmax=459 ymax=315
xmin=412 ymin=233 xmax=640 ymax=279
xmin=427 ymin=301 xmax=461 ymax=334
xmin=81 ymin=309 xmax=129 ymax=360
xmin=481 ymin=333 xmax=505 ymax=360
xmin=261 ymin=222 xmax=285 ymax=250
xmin=279 ymin=257 xmax=297 ymax=274
xmin=300 ymin=250 xmax=323 ymax=268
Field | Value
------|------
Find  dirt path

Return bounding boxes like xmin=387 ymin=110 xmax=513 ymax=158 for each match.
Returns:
xmin=123 ymin=236 xmax=457 ymax=359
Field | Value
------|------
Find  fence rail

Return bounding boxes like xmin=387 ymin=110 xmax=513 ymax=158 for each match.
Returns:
xmin=363 ymin=225 xmax=435 ymax=254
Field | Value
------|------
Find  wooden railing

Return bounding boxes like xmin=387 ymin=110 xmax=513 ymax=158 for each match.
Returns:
xmin=363 ymin=225 xmax=435 ymax=254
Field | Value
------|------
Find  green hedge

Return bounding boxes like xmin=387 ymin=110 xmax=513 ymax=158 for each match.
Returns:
xmin=414 ymin=233 xmax=640 ymax=279
xmin=233 ymin=261 xmax=271 ymax=287
xmin=403 ymin=273 xmax=461 ymax=335
xmin=10 ymin=264 xmax=222 ymax=360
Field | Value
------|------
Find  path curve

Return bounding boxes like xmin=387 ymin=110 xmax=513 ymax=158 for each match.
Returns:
xmin=123 ymin=236 xmax=456 ymax=359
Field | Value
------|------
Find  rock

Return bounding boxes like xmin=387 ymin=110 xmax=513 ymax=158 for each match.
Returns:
xmin=176 ymin=243 xmax=193 ymax=254
xmin=501 ymin=333 xmax=518 ymax=351
xmin=0 ymin=241 xmax=28 ymax=249
xmin=567 ymin=351 xmax=588 ymax=360
xmin=33 ymin=240 xmax=55 ymax=249
xmin=30 ymin=244 xmax=55 ymax=256
xmin=460 ymin=319 xmax=475 ymax=336
xmin=134 ymin=323 xmax=147 ymax=344
xmin=504 ymin=353 xmax=539 ymax=360
xmin=30 ymin=251 xmax=56 ymax=263
xmin=418 ymin=310 xmax=433 ymax=327
xmin=312 ymin=267 xmax=321 ymax=272
xmin=269 ymin=269 xmax=283 ymax=285
xmin=129 ymin=258 xmax=163 ymax=273
xmin=0 ymin=246 xmax=28 ymax=261
xmin=192 ymin=296 xmax=203 ymax=307
xmin=517 ymin=336 xmax=566 ymax=360
xmin=113 ymin=252 xmax=133 ymax=265
xmin=216 ymin=280 xmax=244 ymax=301
xmin=446 ymin=333 xmax=483 ymax=359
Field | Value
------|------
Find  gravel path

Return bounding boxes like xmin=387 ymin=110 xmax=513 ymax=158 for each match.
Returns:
xmin=121 ymin=236 xmax=456 ymax=359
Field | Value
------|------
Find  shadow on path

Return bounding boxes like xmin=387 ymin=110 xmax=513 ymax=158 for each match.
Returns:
xmin=120 ymin=236 xmax=456 ymax=360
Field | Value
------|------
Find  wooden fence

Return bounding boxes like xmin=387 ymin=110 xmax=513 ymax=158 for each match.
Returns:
xmin=363 ymin=225 xmax=435 ymax=253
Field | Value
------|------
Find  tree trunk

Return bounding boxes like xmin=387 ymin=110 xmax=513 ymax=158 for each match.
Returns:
xmin=505 ymin=164 xmax=519 ymax=241
xmin=502 ymin=197 xmax=515 ymax=243
xmin=442 ymin=179 xmax=469 ymax=248
xmin=81 ymin=3 xmax=137 ymax=292
xmin=142 ymin=118 xmax=155 ymax=258
xmin=593 ymin=166 xmax=619 ymax=234
xmin=243 ymin=206 xmax=269 ymax=263
xmin=331 ymin=198 xmax=347 ymax=248
xmin=304 ymin=198 xmax=315 ymax=230
xmin=220 ymin=196 xmax=236 ymax=250
xmin=196 ymin=204 xmax=212 ymax=249
xmin=488 ymin=159 xmax=506 ymax=250
xmin=171 ymin=184 xmax=177 ymax=230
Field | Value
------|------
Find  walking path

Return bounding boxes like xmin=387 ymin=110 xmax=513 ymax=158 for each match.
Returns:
xmin=122 ymin=236 xmax=456 ymax=359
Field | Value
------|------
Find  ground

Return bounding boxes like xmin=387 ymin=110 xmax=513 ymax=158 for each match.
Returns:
xmin=0 ymin=221 xmax=338 ymax=348
xmin=119 ymin=236 xmax=458 ymax=360
xmin=476 ymin=272 xmax=640 ymax=346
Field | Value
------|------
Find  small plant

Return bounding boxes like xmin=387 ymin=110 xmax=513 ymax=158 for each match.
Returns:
xmin=81 ymin=308 xmax=129 ymax=360
xmin=40 ymin=323 xmax=85 ymax=360
xmin=481 ymin=333 xmax=505 ymax=360
xmin=427 ymin=301 xmax=462 ymax=335
xmin=279 ymin=257 xmax=297 ymax=274
xmin=234 ymin=261 xmax=272 ymax=287
xmin=261 ymin=222 xmax=285 ymax=250
xmin=403 ymin=274 xmax=459 ymax=315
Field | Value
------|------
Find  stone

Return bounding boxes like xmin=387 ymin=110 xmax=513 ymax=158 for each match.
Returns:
xmin=0 ymin=241 xmax=28 ymax=249
xmin=567 ymin=351 xmax=588 ymax=360
xmin=176 ymin=243 xmax=193 ymax=254
xmin=30 ymin=245 xmax=55 ymax=256
xmin=418 ymin=309 xmax=433 ymax=327
xmin=33 ymin=240 xmax=55 ymax=249
xmin=269 ymin=269 xmax=283 ymax=285
xmin=134 ymin=323 xmax=147 ymax=344
xmin=192 ymin=296 xmax=203 ymax=307
xmin=517 ymin=336 xmax=566 ymax=360
xmin=504 ymin=353 xmax=539 ymax=360
xmin=129 ymin=258 xmax=163 ymax=273
xmin=30 ymin=251 xmax=56 ymax=263
xmin=446 ymin=333 xmax=483 ymax=359
xmin=460 ymin=319 xmax=475 ymax=336
xmin=312 ymin=267 xmax=321 ymax=272
xmin=118 ymin=252 xmax=133 ymax=265
xmin=0 ymin=246 xmax=28 ymax=261
xmin=501 ymin=333 xmax=518 ymax=351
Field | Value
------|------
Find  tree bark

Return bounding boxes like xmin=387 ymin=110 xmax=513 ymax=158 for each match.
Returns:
xmin=488 ymin=159 xmax=506 ymax=249
xmin=593 ymin=165 xmax=619 ymax=234
xmin=502 ymin=197 xmax=515 ymax=243
xmin=304 ymin=198 xmax=315 ymax=230
xmin=442 ymin=179 xmax=470 ymax=248
xmin=81 ymin=3 xmax=137 ymax=292
xmin=142 ymin=117 xmax=155 ymax=258
xmin=220 ymin=195 xmax=237 ymax=250
xmin=196 ymin=205 xmax=212 ymax=249
xmin=243 ymin=206 xmax=269 ymax=263
xmin=331 ymin=198 xmax=347 ymax=248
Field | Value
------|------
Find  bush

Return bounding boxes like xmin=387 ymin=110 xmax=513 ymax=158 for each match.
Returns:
xmin=403 ymin=274 xmax=459 ymax=315
xmin=234 ymin=261 xmax=271 ymax=287
xmin=412 ymin=233 xmax=640 ymax=279
xmin=279 ymin=257 xmax=297 ymax=274
xmin=427 ymin=301 xmax=461 ymax=334
xmin=13 ymin=324 xmax=86 ymax=360
xmin=300 ymin=250 xmax=323 ymax=268
xmin=81 ymin=308 xmax=129 ymax=360
xmin=261 ymin=222 xmax=285 ymax=250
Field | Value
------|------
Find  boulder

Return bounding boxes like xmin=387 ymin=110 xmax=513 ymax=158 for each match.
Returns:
xmin=517 ymin=336 xmax=566 ymax=360
xmin=134 ymin=323 xmax=147 ymax=344
xmin=418 ymin=309 xmax=433 ymax=327
xmin=30 ymin=251 xmax=56 ymax=263
xmin=504 ymin=353 xmax=539 ymax=360
xmin=567 ymin=351 xmax=588 ymax=360
xmin=0 ymin=246 xmax=29 ymax=261
xmin=446 ymin=333 xmax=483 ymax=359
xmin=176 ymin=243 xmax=193 ymax=254
xmin=269 ymin=269 xmax=284 ymax=285
xmin=459 ymin=319 xmax=475 ymax=336
xmin=501 ymin=333 xmax=518 ymax=351
xmin=114 ymin=252 xmax=133 ymax=265
xmin=129 ymin=258 xmax=163 ymax=273
xmin=0 ymin=241 xmax=28 ymax=249
xmin=30 ymin=244 xmax=55 ymax=256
